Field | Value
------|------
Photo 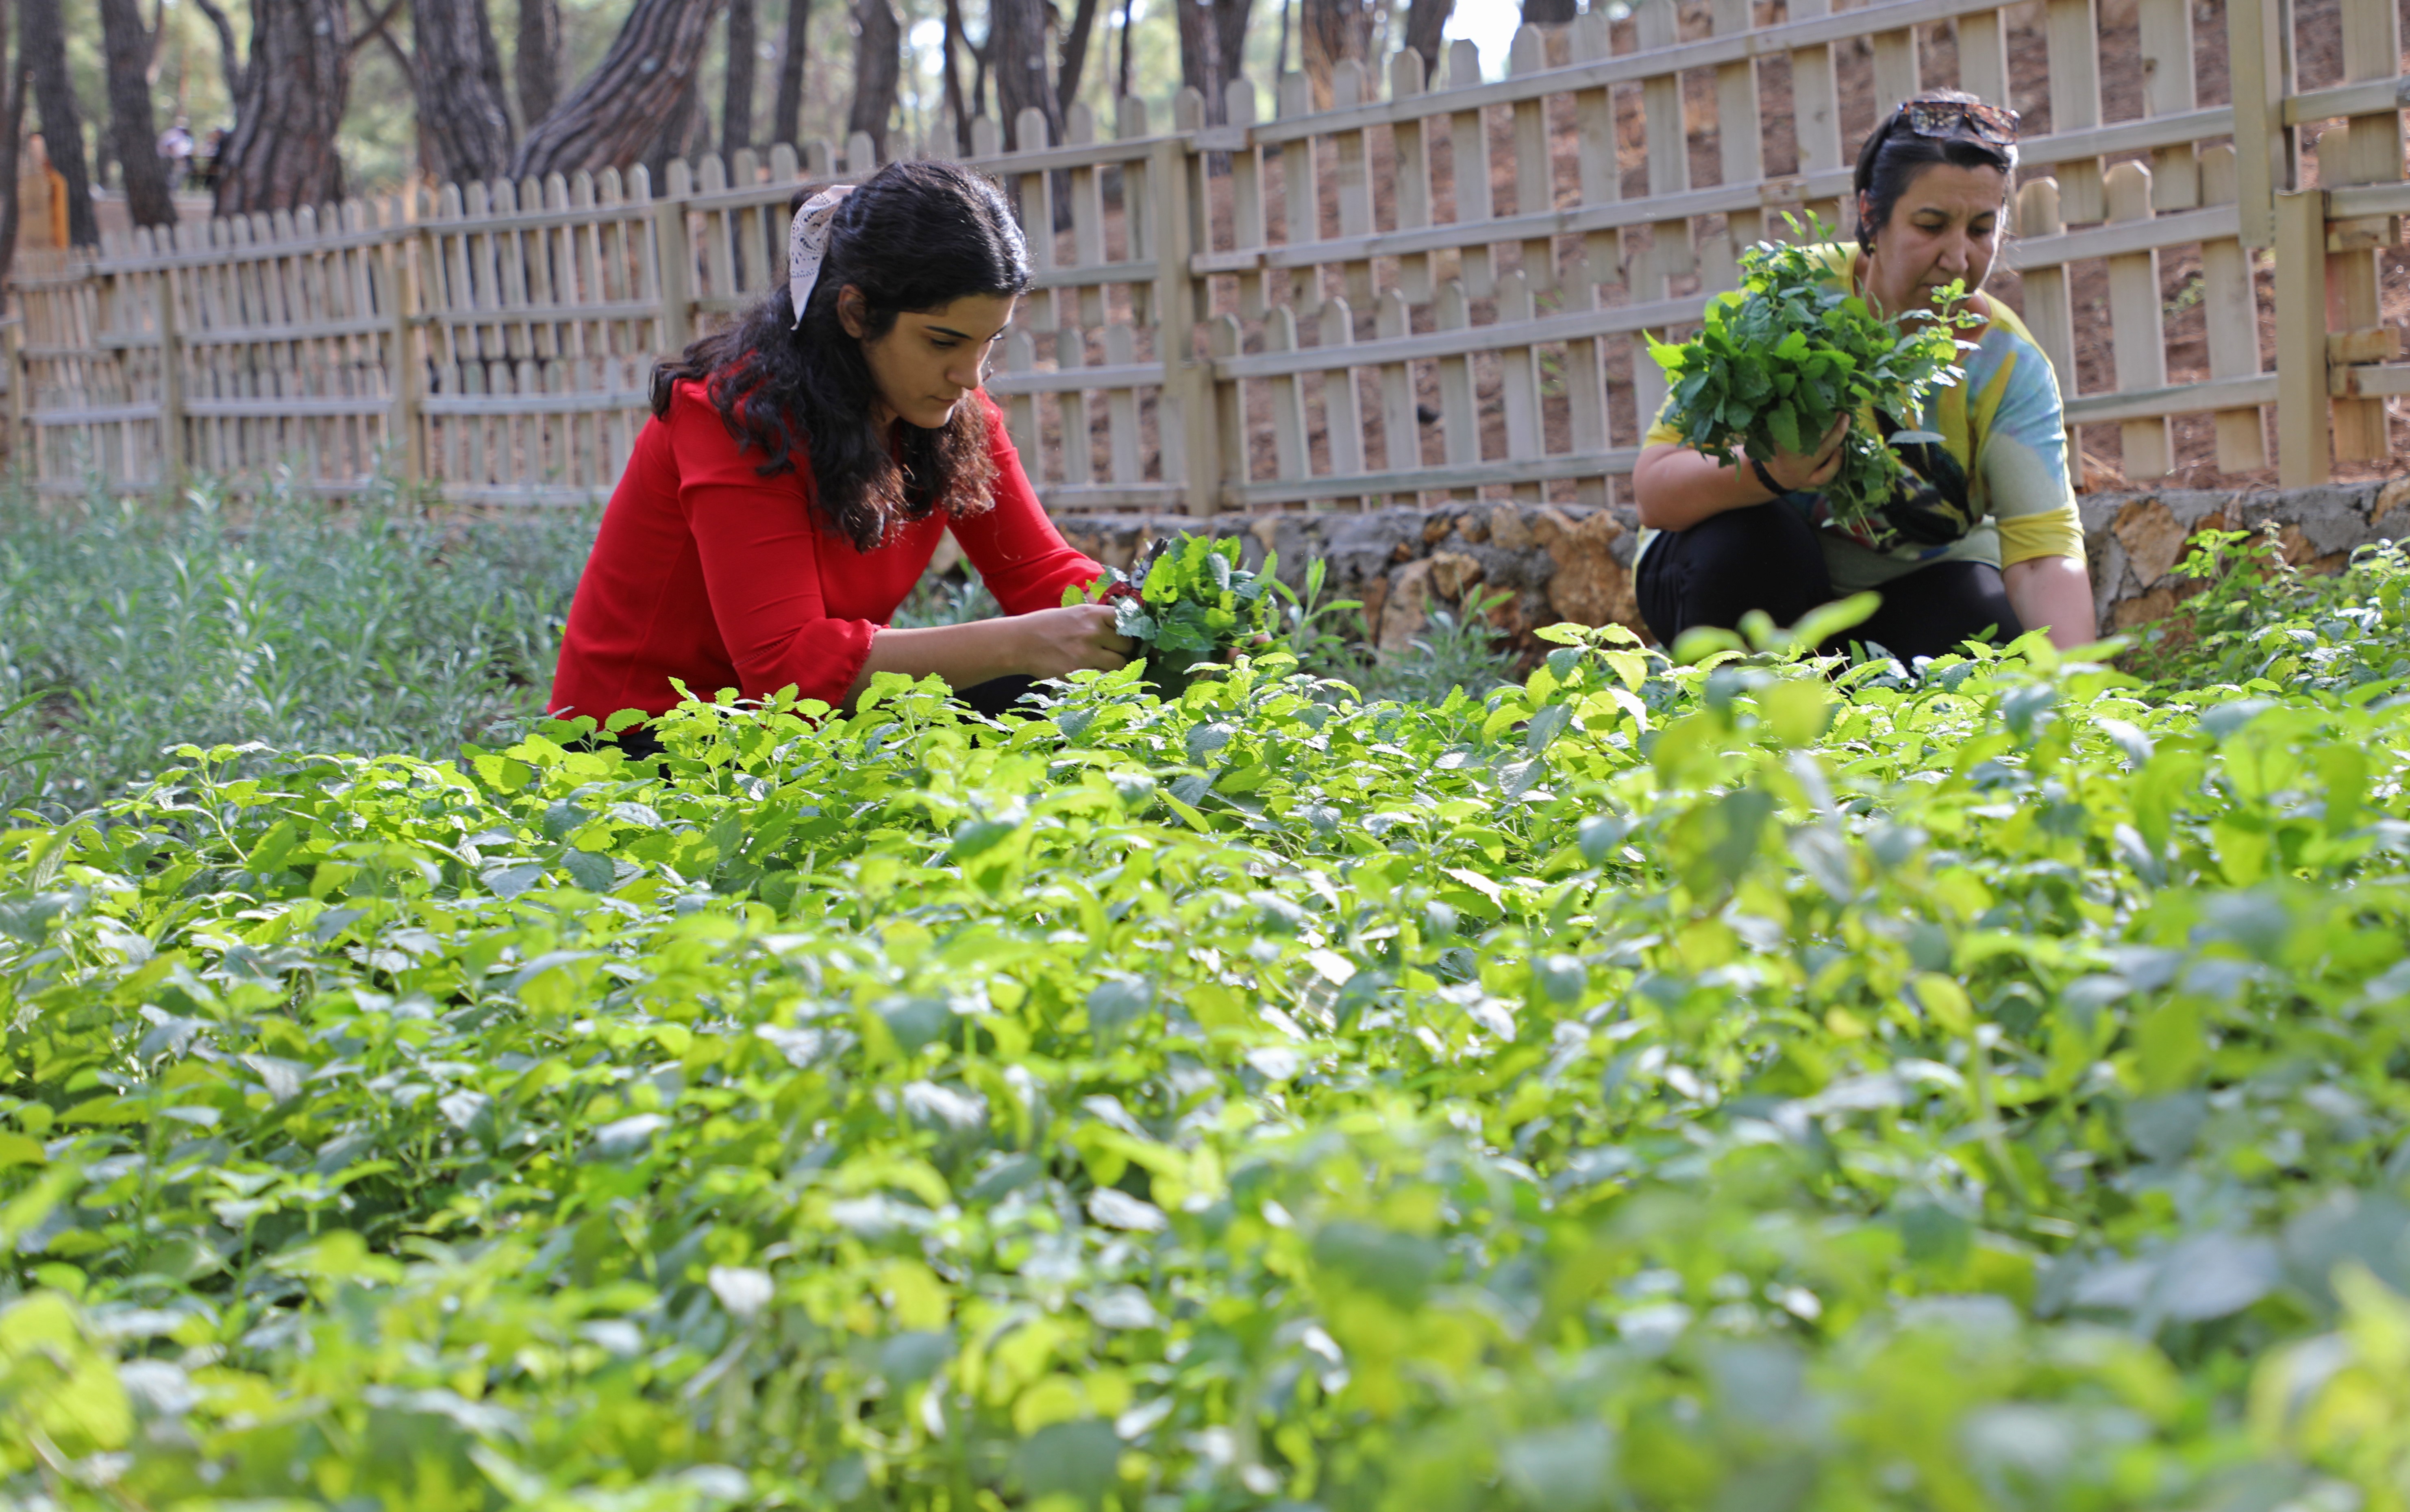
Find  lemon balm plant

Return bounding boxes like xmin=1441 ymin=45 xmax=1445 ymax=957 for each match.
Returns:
xmin=1646 ymin=215 xmax=1980 ymax=524
xmin=1071 ymin=533 xmax=1284 ymax=696
xmin=17 ymin=522 xmax=2410 ymax=1506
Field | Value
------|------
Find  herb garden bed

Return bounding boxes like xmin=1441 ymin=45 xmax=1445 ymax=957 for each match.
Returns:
xmin=5 ymin=531 xmax=2410 ymax=1509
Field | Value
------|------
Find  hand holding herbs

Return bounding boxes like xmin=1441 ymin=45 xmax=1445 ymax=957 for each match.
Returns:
xmin=1011 ymin=601 xmax=1137 ymax=681
xmin=1068 ymin=533 xmax=1281 ymax=695
xmin=1647 ymin=218 xmax=1980 ymax=525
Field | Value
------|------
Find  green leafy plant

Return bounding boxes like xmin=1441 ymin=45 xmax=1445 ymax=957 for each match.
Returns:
xmin=21 ymin=465 xmax=2410 ymax=1510
xmin=0 ymin=475 xmax=589 ymax=817
xmin=1646 ymin=214 xmax=1979 ymax=524
xmin=1267 ymin=553 xmax=1365 ymax=670
xmin=1085 ymin=533 xmax=1282 ymax=696
xmin=2115 ymin=523 xmax=2410 ymax=698
xmin=1353 ymin=587 xmax=1520 ymax=705
xmin=892 ymin=563 xmax=999 ymax=627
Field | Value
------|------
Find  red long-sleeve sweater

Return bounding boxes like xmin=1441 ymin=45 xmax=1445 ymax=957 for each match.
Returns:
xmin=549 ymin=381 xmax=1107 ymax=722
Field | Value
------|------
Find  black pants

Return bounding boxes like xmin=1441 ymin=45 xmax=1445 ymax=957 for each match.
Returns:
xmin=589 ymin=675 xmax=1042 ymax=761
xmin=1636 ymin=501 xmax=2023 ymax=663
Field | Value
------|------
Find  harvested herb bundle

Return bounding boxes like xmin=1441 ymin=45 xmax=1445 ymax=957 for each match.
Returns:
xmin=1646 ymin=217 xmax=1979 ymax=526
xmin=1071 ymin=534 xmax=1282 ymax=696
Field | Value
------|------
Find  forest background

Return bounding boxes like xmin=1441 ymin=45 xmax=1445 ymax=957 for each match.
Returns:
xmin=6 ymin=0 xmax=1528 ymax=267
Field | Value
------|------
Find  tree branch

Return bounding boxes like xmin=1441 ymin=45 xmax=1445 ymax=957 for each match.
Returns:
xmin=349 ymin=0 xmax=407 ymax=62
xmin=190 ymin=0 xmax=246 ymax=98
xmin=1055 ymin=0 xmax=1101 ymax=116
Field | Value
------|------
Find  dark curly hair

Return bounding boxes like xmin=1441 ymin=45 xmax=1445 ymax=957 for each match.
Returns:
xmin=1853 ymin=89 xmax=2019 ymax=255
xmin=650 ymin=159 xmax=1033 ymax=552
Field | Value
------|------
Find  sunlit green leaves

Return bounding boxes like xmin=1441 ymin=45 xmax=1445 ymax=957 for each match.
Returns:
xmin=5 ymin=546 xmax=2410 ymax=1507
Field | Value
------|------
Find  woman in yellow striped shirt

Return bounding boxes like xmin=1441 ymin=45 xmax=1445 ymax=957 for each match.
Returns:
xmin=1630 ymin=92 xmax=2095 ymax=661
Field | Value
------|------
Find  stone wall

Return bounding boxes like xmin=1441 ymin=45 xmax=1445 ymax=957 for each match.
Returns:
xmin=971 ymin=478 xmax=2410 ymax=655
xmin=2082 ymin=477 xmax=2410 ymax=632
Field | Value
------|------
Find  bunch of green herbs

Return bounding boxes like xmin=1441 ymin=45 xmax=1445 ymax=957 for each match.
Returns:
xmin=1646 ymin=215 xmax=1978 ymax=523
xmin=1090 ymin=533 xmax=1282 ymax=696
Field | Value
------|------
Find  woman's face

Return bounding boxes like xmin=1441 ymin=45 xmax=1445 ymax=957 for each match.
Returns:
xmin=1858 ymin=162 xmax=2009 ymax=318
xmin=840 ymin=289 xmax=1018 ymax=430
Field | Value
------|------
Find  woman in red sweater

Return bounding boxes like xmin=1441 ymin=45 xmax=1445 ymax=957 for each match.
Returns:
xmin=549 ymin=160 xmax=1131 ymax=751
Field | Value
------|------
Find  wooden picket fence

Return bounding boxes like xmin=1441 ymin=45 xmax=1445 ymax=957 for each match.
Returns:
xmin=11 ymin=0 xmax=2406 ymax=512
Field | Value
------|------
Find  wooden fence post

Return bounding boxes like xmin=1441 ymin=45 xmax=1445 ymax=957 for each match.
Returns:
xmin=1786 ymin=0 xmax=1842 ymax=228
xmin=2225 ymin=0 xmax=2296 ymax=248
xmin=1956 ymin=10 xmax=2010 ymax=109
xmin=2 ymin=312 xmax=21 ymax=467
xmin=1574 ymin=11 xmax=1622 ymax=294
xmin=2015 ymin=177 xmax=2080 ymax=484
xmin=2137 ymin=0 xmax=2199 ymax=209
xmin=387 ymin=204 xmax=426 ymax=483
xmin=154 ymin=250 xmax=184 ymax=494
xmin=1319 ymin=297 xmax=1366 ymax=506
xmin=654 ymin=161 xmax=696 ymax=361
xmin=1445 ymin=42 xmax=1493 ymax=301
xmin=1333 ymin=61 xmax=1379 ymax=310
xmin=2045 ymin=0 xmax=2105 ymax=222
xmin=1152 ymin=134 xmax=1216 ymax=516
xmin=1637 ymin=1 xmax=1694 ymax=296
xmin=1507 ymin=28 xmax=1553 ymax=299
xmin=2198 ymin=144 xmax=2269 ymax=472
xmin=2103 ymin=162 xmax=2170 ymax=477
xmin=2272 ymin=188 xmax=2331 ymax=486
xmin=1389 ymin=51 xmax=1434 ymax=307
xmin=2323 ymin=0 xmax=2404 ymax=462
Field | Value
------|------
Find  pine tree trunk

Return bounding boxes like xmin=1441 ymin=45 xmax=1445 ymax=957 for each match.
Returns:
xmin=1302 ymin=0 xmax=1368 ymax=109
xmin=511 ymin=0 xmax=726 ymax=181
xmin=1115 ymin=0 xmax=1133 ymax=98
xmin=1212 ymin=0 xmax=1251 ymax=95
xmin=1054 ymin=0 xmax=1100 ymax=116
xmin=940 ymin=0 xmax=970 ymax=153
xmin=100 ymin=0 xmax=173 ymax=228
xmin=768 ymin=0 xmax=809 ymax=147
xmin=721 ymin=0 xmax=754 ymax=151
xmin=845 ymin=0 xmax=898 ymax=159
xmin=20 ymin=0 xmax=96 ymax=246
xmin=991 ymin=0 xmax=1055 ymax=147
xmin=1401 ymin=0 xmax=1449 ymax=78
xmin=412 ymin=0 xmax=515 ymax=185
xmin=641 ymin=75 xmax=698 ymax=183
xmin=514 ymin=0 xmax=560 ymax=128
xmin=1173 ymin=0 xmax=1221 ymax=126
xmin=0 ymin=0 xmax=24 ymax=289
xmin=215 ymin=0 xmax=349 ymax=216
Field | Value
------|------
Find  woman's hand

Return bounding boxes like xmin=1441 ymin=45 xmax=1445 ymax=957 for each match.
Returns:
xmin=850 ymin=604 xmax=1134 ymax=704
xmin=1634 ymin=413 xmax=1853 ymax=533
xmin=1764 ymin=414 xmax=1852 ymax=494
xmin=1010 ymin=603 xmax=1135 ymax=679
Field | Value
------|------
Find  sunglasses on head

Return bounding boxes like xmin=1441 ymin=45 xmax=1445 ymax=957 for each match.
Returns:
xmin=1892 ymin=99 xmax=2021 ymax=146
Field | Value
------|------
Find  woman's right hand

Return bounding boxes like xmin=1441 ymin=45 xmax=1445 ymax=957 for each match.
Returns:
xmin=1760 ymin=414 xmax=1853 ymax=495
xmin=1012 ymin=603 xmax=1135 ymax=679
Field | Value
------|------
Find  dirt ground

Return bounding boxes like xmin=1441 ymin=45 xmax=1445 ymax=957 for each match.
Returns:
xmin=1027 ymin=0 xmax=2409 ymax=507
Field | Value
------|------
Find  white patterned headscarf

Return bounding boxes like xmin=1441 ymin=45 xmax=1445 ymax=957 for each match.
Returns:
xmin=787 ymin=185 xmax=856 ymax=329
